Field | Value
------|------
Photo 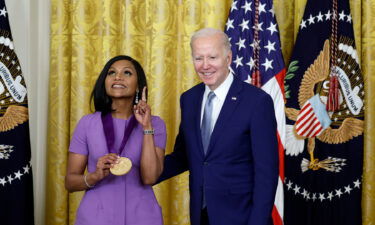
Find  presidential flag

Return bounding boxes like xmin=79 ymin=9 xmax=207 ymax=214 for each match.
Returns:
xmin=0 ymin=1 xmax=34 ymax=225
xmin=225 ymin=0 xmax=286 ymax=224
xmin=283 ymin=0 xmax=364 ymax=224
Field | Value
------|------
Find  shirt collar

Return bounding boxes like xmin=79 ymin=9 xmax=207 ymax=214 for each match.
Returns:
xmin=204 ymin=72 xmax=234 ymax=102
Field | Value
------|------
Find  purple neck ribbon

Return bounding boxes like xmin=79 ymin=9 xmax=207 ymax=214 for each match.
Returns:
xmin=101 ymin=112 xmax=137 ymax=155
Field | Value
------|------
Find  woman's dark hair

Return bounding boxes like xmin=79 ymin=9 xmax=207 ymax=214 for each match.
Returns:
xmin=91 ymin=55 xmax=147 ymax=113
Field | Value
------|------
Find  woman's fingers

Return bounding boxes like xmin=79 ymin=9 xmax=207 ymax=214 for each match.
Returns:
xmin=104 ymin=154 xmax=117 ymax=164
xmin=98 ymin=154 xmax=118 ymax=169
xmin=142 ymin=87 xmax=147 ymax=102
xmin=134 ymin=88 xmax=151 ymax=126
xmin=134 ymin=102 xmax=149 ymax=115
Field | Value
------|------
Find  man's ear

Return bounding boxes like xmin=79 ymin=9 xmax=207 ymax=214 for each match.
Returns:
xmin=227 ymin=51 xmax=232 ymax=66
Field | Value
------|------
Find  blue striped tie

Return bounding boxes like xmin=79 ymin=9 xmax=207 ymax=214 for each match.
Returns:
xmin=201 ymin=91 xmax=215 ymax=154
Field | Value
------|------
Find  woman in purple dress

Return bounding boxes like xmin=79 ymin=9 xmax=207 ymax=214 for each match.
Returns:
xmin=65 ymin=55 xmax=166 ymax=225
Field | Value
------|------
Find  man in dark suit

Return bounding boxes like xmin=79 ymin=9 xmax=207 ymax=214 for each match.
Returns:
xmin=159 ymin=28 xmax=278 ymax=225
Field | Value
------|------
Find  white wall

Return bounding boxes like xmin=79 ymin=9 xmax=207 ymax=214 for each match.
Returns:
xmin=6 ymin=1 xmax=50 ymax=225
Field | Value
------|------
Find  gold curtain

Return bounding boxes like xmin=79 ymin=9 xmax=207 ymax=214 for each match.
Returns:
xmin=45 ymin=0 xmax=375 ymax=225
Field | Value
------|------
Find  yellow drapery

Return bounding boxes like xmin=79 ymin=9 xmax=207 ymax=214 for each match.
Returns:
xmin=45 ymin=0 xmax=375 ymax=225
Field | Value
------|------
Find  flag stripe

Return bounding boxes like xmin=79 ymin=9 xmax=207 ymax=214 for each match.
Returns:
xmin=305 ymin=120 xmax=321 ymax=137
xmin=295 ymin=107 xmax=314 ymax=128
xmin=276 ymin=132 xmax=285 ymax=180
xmin=262 ymin=75 xmax=286 ymax=145
xmin=296 ymin=109 xmax=315 ymax=131
xmin=311 ymin=126 xmax=323 ymax=137
xmin=299 ymin=117 xmax=318 ymax=136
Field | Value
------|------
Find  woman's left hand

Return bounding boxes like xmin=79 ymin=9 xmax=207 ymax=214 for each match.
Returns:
xmin=134 ymin=87 xmax=152 ymax=129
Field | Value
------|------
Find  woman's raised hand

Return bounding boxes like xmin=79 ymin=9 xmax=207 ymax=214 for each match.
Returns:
xmin=134 ymin=87 xmax=152 ymax=129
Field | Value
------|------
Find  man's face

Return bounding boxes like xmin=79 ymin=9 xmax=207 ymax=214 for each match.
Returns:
xmin=191 ymin=34 xmax=232 ymax=90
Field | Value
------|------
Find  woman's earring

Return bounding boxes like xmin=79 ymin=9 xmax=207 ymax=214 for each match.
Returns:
xmin=135 ymin=90 xmax=139 ymax=104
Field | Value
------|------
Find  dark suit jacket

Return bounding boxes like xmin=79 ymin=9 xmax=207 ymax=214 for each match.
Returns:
xmin=159 ymin=76 xmax=279 ymax=225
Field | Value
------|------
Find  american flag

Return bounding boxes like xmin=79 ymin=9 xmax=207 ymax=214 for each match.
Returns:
xmin=225 ymin=0 xmax=286 ymax=224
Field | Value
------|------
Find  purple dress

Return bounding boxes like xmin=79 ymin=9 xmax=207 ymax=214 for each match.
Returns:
xmin=69 ymin=112 xmax=166 ymax=225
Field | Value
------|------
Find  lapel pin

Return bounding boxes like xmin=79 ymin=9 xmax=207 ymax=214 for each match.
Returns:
xmin=231 ymin=97 xmax=237 ymax=101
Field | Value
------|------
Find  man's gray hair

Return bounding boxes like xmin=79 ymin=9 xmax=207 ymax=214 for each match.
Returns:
xmin=190 ymin=28 xmax=231 ymax=54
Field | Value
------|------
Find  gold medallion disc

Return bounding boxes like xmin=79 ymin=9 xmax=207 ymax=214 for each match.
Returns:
xmin=110 ymin=157 xmax=132 ymax=176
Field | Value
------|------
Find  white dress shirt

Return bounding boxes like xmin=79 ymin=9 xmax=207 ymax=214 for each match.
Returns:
xmin=200 ymin=73 xmax=234 ymax=133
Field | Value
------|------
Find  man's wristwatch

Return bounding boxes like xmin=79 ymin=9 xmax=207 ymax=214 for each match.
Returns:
xmin=143 ymin=129 xmax=154 ymax=135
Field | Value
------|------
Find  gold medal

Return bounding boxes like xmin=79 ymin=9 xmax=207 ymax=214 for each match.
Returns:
xmin=110 ymin=157 xmax=132 ymax=176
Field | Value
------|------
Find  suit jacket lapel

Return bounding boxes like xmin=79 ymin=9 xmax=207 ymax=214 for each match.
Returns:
xmin=194 ymin=84 xmax=206 ymax=156
xmin=206 ymin=77 xmax=243 ymax=156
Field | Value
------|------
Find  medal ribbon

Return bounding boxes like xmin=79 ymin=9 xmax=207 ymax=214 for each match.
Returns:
xmin=101 ymin=112 xmax=137 ymax=155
